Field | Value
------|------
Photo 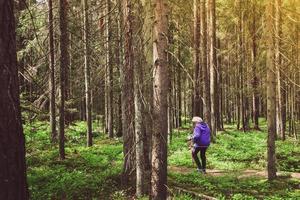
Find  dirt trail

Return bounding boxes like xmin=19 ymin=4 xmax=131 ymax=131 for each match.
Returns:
xmin=169 ymin=165 xmax=300 ymax=179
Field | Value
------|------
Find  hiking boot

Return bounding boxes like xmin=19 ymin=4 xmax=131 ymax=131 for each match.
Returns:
xmin=197 ymin=168 xmax=203 ymax=173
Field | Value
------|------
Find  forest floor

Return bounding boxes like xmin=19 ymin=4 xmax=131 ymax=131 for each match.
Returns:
xmin=24 ymin=119 xmax=300 ymax=199
xmin=167 ymin=120 xmax=300 ymax=199
xmin=169 ymin=166 xmax=300 ymax=179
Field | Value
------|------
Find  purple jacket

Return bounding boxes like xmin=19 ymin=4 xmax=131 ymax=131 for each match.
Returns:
xmin=193 ymin=122 xmax=211 ymax=147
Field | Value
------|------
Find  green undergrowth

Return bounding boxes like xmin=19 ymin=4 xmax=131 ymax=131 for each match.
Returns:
xmin=168 ymin=119 xmax=300 ymax=199
xmin=169 ymin=120 xmax=300 ymax=172
xmin=25 ymin=121 xmax=123 ymax=199
xmin=24 ymin=119 xmax=300 ymax=199
xmin=168 ymin=171 xmax=300 ymax=199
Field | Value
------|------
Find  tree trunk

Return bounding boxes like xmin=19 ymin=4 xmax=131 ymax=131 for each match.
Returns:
xmin=251 ymin=1 xmax=260 ymax=130
xmin=116 ymin=0 xmax=123 ymax=137
xmin=16 ymin=0 xmax=26 ymax=99
xmin=177 ymin=39 xmax=182 ymax=127
xmin=266 ymin=0 xmax=277 ymax=180
xmin=217 ymin=38 xmax=224 ymax=130
xmin=281 ymin=75 xmax=286 ymax=138
xmin=200 ymin=0 xmax=211 ymax=127
xmin=17 ymin=0 xmax=26 ymax=95
xmin=133 ymin=0 xmax=145 ymax=196
xmin=234 ymin=11 xmax=241 ymax=130
xmin=208 ymin=0 xmax=217 ymax=141
xmin=168 ymin=93 xmax=173 ymax=143
xmin=59 ymin=0 xmax=68 ymax=160
xmin=145 ymin=63 xmax=153 ymax=171
xmin=134 ymin=59 xmax=145 ymax=197
xmin=225 ymin=44 xmax=232 ymax=124
xmin=294 ymin=13 xmax=299 ymax=138
xmin=275 ymin=0 xmax=283 ymax=140
xmin=238 ymin=0 xmax=248 ymax=132
xmin=151 ymin=0 xmax=169 ymax=198
xmin=48 ymin=0 xmax=56 ymax=142
xmin=0 ymin=1 xmax=29 ymax=198
xmin=83 ymin=0 xmax=92 ymax=146
xmin=122 ymin=0 xmax=135 ymax=182
xmin=106 ymin=0 xmax=114 ymax=138
xmin=193 ymin=0 xmax=201 ymax=117
xmin=64 ymin=17 xmax=70 ymax=126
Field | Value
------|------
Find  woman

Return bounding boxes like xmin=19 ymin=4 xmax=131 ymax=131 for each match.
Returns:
xmin=190 ymin=116 xmax=211 ymax=173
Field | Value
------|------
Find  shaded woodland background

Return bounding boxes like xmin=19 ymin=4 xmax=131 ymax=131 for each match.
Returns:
xmin=16 ymin=0 xmax=299 ymax=139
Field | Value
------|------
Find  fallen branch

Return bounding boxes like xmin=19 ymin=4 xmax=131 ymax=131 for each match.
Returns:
xmin=171 ymin=186 xmax=217 ymax=200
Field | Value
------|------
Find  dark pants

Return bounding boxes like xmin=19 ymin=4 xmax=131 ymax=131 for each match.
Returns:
xmin=192 ymin=147 xmax=207 ymax=170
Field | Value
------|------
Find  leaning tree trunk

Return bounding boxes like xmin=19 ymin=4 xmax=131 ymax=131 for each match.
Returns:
xmin=151 ymin=0 xmax=169 ymax=198
xmin=83 ymin=0 xmax=92 ymax=146
xmin=48 ymin=0 xmax=57 ymax=142
xmin=266 ymin=0 xmax=277 ymax=181
xmin=0 ymin=0 xmax=29 ymax=198
xmin=208 ymin=0 xmax=217 ymax=141
xmin=122 ymin=0 xmax=135 ymax=183
xmin=58 ymin=0 xmax=68 ymax=160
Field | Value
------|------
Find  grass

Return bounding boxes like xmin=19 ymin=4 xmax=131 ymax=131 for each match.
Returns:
xmin=24 ymin=119 xmax=300 ymax=199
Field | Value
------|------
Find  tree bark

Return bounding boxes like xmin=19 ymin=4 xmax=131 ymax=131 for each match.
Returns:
xmin=122 ymin=0 xmax=135 ymax=182
xmin=59 ymin=0 xmax=68 ymax=160
xmin=48 ymin=0 xmax=56 ymax=142
xmin=134 ymin=61 xmax=145 ymax=197
xmin=116 ymin=0 xmax=123 ymax=137
xmin=145 ymin=64 xmax=153 ymax=171
xmin=208 ymin=0 xmax=217 ymax=141
xmin=134 ymin=65 xmax=145 ymax=196
xmin=106 ymin=0 xmax=114 ymax=138
xmin=266 ymin=0 xmax=277 ymax=180
xmin=216 ymin=38 xmax=224 ymax=130
xmin=177 ymin=44 xmax=182 ymax=127
xmin=200 ymin=0 xmax=211 ymax=128
xmin=251 ymin=1 xmax=260 ymax=130
xmin=83 ymin=0 xmax=92 ymax=146
xmin=133 ymin=0 xmax=145 ymax=196
xmin=151 ymin=0 xmax=169 ymax=198
xmin=275 ymin=0 xmax=283 ymax=140
xmin=193 ymin=0 xmax=201 ymax=117
xmin=16 ymin=0 xmax=26 ymax=98
xmin=0 ymin=0 xmax=29 ymax=198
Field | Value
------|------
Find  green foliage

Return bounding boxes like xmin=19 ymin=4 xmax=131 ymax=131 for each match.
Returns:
xmin=276 ymin=140 xmax=300 ymax=172
xmin=25 ymin=121 xmax=123 ymax=199
xmin=172 ymin=194 xmax=194 ymax=200
xmin=169 ymin=122 xmax=300 ymax=172
xmin=169 ymin=171 xmax=300 ymax=199
xmin=231 ymin=194 xmax=256 ymax=200
xmin=168 ymin=120 xmax=300 ymax=199
xmin=25 ymin=120 xmax=300 ymax=199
